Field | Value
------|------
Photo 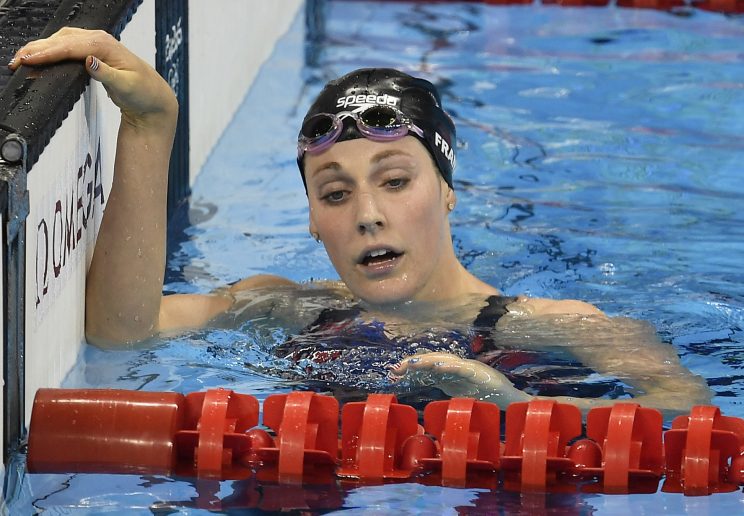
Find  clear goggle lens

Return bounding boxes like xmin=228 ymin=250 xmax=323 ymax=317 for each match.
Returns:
xmin=298 ymin=105 xmax=424 ymax=157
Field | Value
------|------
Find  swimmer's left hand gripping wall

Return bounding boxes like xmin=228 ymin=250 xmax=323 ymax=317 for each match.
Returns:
xmin=0 ymin=0 xmax=151 ymax=462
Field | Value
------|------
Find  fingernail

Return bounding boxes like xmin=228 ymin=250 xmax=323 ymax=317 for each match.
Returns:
xmin=88 ymin=56 xmax=99 ymax=72
xmin=21 ymin=53 xmax=32 ymax=60
xmin=8 ymin=57 xmax=15 ymax=67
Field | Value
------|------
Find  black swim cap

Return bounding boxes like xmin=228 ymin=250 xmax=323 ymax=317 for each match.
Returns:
xmin=298 ymin=68 xmax=456 ymax=192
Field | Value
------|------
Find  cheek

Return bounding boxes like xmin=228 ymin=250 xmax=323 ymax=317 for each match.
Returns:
xmin=397 ymin=195 xmax=445 ymax=237
xmin=314 ymin=210 xmax=345 ymax=239
xmin=311 ymin=208 xmax=349 ymax=262
xmin=310 ymin=201 xmax=339 ymax=232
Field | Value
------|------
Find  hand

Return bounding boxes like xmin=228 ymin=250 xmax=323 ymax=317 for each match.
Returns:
xmin=8 ymin=27 xmax=177 ymax=127
xmin=390 ymin=352 xmax=532 ymax=407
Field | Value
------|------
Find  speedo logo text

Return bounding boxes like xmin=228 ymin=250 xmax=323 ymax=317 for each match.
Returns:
xmin=336 ymin=93 xmax=400 ymax=109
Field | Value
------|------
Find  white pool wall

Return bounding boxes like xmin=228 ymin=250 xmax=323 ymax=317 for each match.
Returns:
xmin=20 ymin=1 xmax=303 ymax=435
xmin=189 ymin=1 xmax=303 ymax=180
xmin=23 ymin=3 xmax=156 ymax=433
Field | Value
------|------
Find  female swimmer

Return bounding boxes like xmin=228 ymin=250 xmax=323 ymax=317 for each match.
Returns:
xmin=9 ymin=28 xmax=712 ymax=415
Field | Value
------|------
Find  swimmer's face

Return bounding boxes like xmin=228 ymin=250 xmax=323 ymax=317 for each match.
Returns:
xmin=305 ymin=136 xmax=459 ymax=306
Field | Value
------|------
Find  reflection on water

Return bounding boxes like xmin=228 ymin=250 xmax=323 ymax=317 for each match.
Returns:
xmin=11 ymin=464 xmax=744 ymax=515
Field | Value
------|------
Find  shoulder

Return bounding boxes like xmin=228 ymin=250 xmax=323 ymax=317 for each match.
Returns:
xmin=158 ymin=292 xmax=234 ymax=333
xmin=228 ymin=273 xmax=300 ymax=292
xmin=506 ymin=296 xmax=605 ymax=317
xmin=159 ymin=275 xmax=356 ymax=333
xmin=228 ymin=275 xmax=353 ymax=298
xmin=157 ymin=274 xmax=302 ymax=334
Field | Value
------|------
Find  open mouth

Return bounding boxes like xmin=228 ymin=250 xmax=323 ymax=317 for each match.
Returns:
xmin=360 ymin=248 xmax=403 ymax=267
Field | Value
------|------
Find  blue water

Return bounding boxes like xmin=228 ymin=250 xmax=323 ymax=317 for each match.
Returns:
xmin=7 ymin=1 xmax=744 ymax=513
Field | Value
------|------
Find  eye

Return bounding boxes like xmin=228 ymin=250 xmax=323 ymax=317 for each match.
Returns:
xmin=322 ymin=190 xmax=348 ymax=203
xmin=386 ymin=177 xmax=409 ymax=189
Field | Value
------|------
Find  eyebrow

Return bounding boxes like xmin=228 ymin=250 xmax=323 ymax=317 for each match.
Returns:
xmin=371 ymin=149 xmax=415 ymax=165
xmin=309 ymin=149 xmax=416 ymax=178
xmin=309 ymin=161 xmax=343 ymax=177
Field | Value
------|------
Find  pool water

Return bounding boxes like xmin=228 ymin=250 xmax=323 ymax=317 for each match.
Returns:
xmin=8 ymin=1 xmax=744 ymax=513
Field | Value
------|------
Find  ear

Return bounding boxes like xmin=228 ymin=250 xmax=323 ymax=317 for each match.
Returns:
xmin=309 ymin=208 xmax=318 ymax=237
xmin=445 ymin=187 xmax=456 ymax=208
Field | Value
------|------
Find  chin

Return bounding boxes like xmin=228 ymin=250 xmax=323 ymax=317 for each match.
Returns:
xmin=350 ymin=279 xmax=418 ymax=307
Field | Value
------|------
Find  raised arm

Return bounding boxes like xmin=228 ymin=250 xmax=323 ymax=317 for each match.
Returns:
xmin=12 ymin=29 xmax=305 ymax=345
xmin=11 ymin=28 xmax=180 ymax=345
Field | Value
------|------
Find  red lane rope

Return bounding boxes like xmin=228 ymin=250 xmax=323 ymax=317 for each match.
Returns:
xmin=26 ymin=388 xmax=744 ymax=496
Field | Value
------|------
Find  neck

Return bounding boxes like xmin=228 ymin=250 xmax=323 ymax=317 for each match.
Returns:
xmin=417 ymin=235 xmax=499 ymax=302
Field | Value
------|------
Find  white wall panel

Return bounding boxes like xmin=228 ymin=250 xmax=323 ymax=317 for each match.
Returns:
xmin=188 ymin=1 xmax=303 ymax=180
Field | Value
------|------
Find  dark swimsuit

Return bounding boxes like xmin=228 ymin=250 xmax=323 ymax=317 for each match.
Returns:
xmin=275 ymin=295 xmax=628 ymax=403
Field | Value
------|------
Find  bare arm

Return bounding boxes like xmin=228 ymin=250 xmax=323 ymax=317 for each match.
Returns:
xmin=11 ymin=28 xmax=180 ymax=345
xmin=86 ymin=92 xmax=177 ymax=345
xmin=158 ymin=274 xmax=300 ymax=333
xmin=11 ymin=30 xmax=219 ymax=346
xmin=507 ymin=298 xmax=712 ymax=413
xmin=392 ymin=297 xmax=712 ymax=418
xmin=12 ymin=29 xmax=312 ymax=346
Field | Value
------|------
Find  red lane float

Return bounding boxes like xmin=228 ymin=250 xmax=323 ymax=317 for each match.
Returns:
xmin=422 ymin=397 xmax=500 ymax=487
xmin=501 ymin=400 xmax=582 ymax=492
xmin=26 ymin=388 xmax=744 ymax=496
xmin=572 ymin=403 xmax=663 ymax=494
xmin=27 ymin=389 xmax=184 ymax=475
xmin=257 ymin=391 xmax=338 ymax=484
xmin=663 ymin=405 xmax=744 ymax=495
xmin=338 ymin=394 xmax=422 ymax=481
xmin=174 ymin=389 xmax=258 ymax=479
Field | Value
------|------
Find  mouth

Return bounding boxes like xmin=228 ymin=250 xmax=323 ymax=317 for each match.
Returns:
xmin=358 ymin=248 xmax=404 ymax=269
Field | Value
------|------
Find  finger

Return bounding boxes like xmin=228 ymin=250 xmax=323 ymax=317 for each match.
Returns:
xmin=389 ymin=354 xmax=440 ymax=376
xmin=403 ymin=353 xmax=462 ymax=371
xmin=397 ymin=368 xmax=441 ymax=388
xmin=392 ymin=361 xmax=459 ymax=387
xmin=86 ymin=55 xmax=115 ymax=84
xmin=9 ymin=29 xmax=115 ymax=70
xmin=9 ymin=39 xmax=70 ymax=69
xmin=388 ymin=357 xmax=434 ymax=382
xmin=389 ymin=352 xmax=466 ymax=382
xmin=7 ymin=46 xmax=37 ymax=70
xmin=388 ymin=357 xmax=419 ymax=376
xmin=387 ymin=362 xmax=405 ymax=378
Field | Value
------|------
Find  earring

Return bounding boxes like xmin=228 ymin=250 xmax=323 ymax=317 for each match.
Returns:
xmin=447 ymin=202 xmax=455 ymax=211
xmin=311 ymin=232 xmax=321 ymax=243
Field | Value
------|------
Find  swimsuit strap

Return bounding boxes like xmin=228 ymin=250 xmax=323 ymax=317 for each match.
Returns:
xmin=306 ymin=305 xmax=362 ymax=331
xmin=470 ymin=295 xmax=518 ymax=354
xmin=473 ymin=295 xmax=518 ymax=328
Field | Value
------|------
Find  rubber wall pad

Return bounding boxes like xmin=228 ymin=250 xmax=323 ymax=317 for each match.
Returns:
xmin=0 ymin=0 xmax=143 ymax=169
xmin=0 ymin=1 xmax=61 ymax=93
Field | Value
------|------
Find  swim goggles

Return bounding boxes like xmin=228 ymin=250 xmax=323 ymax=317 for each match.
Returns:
xmin=297 ymin=105 xmax=425 ymax=158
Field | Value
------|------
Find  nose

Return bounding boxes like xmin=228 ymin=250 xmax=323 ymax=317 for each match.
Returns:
xmin=356 ymin=191 xmax=385 ymax=235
